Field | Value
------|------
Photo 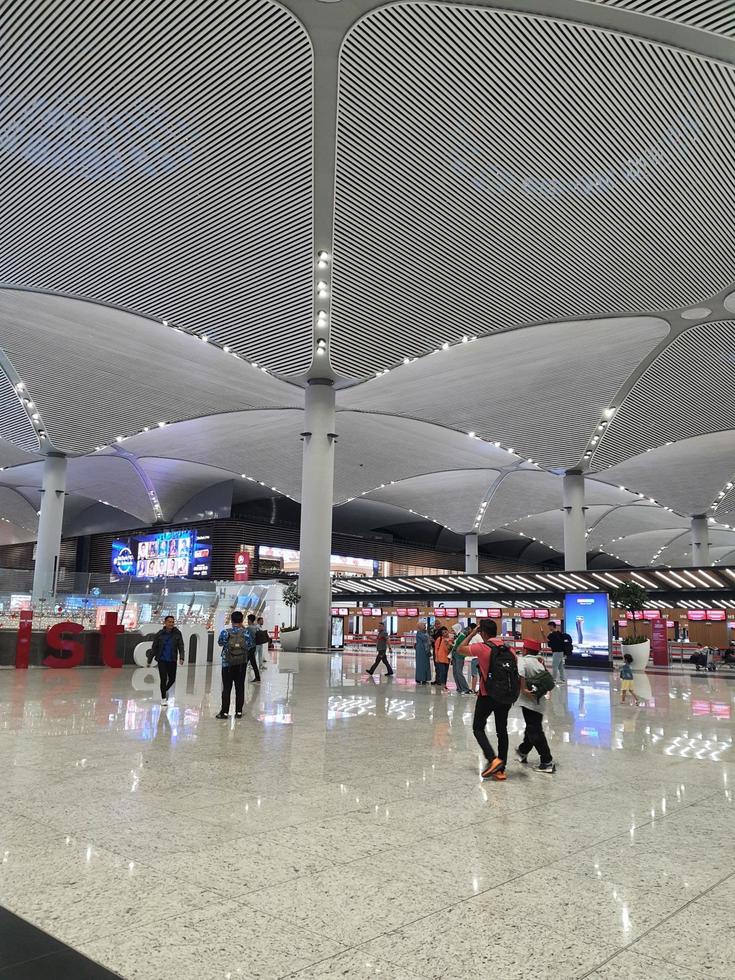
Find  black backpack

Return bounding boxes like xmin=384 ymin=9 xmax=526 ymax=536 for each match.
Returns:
xmin=226 ymin=629 xmax=248 ymax=666
xmin=485 ymin=643 xmax=520 ymax=705
xmin=561 ymin=633 xmax=574 ymax=657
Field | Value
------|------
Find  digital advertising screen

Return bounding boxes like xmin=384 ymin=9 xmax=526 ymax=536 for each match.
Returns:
xmin=563 ymin=592 xmax=612 ymax=666
xmin=111 ymin=528 xmax=211 ymax=580
xmin=258 ymin=546 xmax=376 ymax=577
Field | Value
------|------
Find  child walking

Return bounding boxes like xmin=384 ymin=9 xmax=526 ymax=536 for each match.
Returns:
xmin=620 ymin=653 xmax=643 ymax=706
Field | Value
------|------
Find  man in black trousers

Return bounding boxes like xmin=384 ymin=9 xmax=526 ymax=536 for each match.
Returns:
xmin=216 ymin=611 xmax=258 ymax=719
xmin=366 ymin=621 xmax=394 ymax=676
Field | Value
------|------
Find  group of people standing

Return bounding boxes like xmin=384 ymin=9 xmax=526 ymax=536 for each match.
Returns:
xmin=413 ymin=621 xmax=480 ymax=693
xmin=367 ymin=616 xmax=558 ymax=778
xmin=146 ymin=610 xmax=270 ymax=718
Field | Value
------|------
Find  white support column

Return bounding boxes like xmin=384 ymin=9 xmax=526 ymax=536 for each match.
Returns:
xmin=690 ymin=514 xmax=710 ymax=567
xmin=32 ymin=454 xmax=67 ymax=602
xmin=562 ymin=471 xmax=587 ymax=571
xmin=465 ymin=532 xmax=479 ymax=574
xmin=298 ymin=380 xmax=336 ymax=650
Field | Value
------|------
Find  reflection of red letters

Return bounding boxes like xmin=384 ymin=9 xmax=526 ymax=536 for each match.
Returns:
xmin=44 ymin=621 xmax=84 ymax=669
xmin=16 ymin=609 xmax=33 ymax=669
xmin=100 ymin=612 xmax=124 ymax=667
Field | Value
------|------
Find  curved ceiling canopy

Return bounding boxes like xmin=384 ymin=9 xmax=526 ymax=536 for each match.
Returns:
xmin=0 ymin=290 xmax=302 ymax=454
xmin=340 ymin=317 xmax=669 ymax=469
xmin=364 ymin=469 xmax=503 ymax=533
xmin=592 ymin=0 xmax=734 ymax=37
xmin=0 ymin=0 xmax=313 ymax=374
xmin=596 ymin=431 xmax=735 ymax=515
xmin=329 ymin=3 xmax=734 ymax=377
xmin=0 ymin=0 xmax=732 ymax=572
xmin=592 ymin=321 xmax=735 ymax=467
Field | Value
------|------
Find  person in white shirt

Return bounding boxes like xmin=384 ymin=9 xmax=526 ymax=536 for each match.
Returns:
xmin=255 ymin=615 xmax=268 ymax=672
xmin=515 ymin=639 xmax=556 ymax=774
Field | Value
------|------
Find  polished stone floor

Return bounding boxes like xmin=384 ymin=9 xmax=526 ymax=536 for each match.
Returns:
xmin=1 ymin=652 xmax=733 ymax=979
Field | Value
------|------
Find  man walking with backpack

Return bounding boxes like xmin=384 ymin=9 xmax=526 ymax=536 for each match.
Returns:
xmin=516 ymin=639 xmax=556 ymax=774
xmin=456 ymin=619 xmax=519 ymax=780
xmin=546 ymin=621 xmax=569 ymax=684
xmin=216 ymin=611 xmax=258 ymax=720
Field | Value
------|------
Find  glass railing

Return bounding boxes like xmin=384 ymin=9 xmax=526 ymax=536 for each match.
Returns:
xmin=0 ymin=572 xmax=284 ymax=637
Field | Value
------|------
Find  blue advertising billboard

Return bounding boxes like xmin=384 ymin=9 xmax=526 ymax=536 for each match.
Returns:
xmin=563 ymin=592 xmax=612 ymax=667
xmin=111 ymin=529 xmax=211 ymax=580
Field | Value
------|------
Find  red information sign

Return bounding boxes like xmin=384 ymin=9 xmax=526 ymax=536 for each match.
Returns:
xmin=651 ymin=619 xmax=669 ymax=666
xmin=687 ymin=610 xmax=706 ymax=621
xmin=666 ymin=620 xmax=675 ymax=629
xmin=395 ymin=608 xmax=407 ymax=617
xmin=234 ymin=551 xmax=250 ymax=582
xmin=533 ymin=609 xmax=549 ymax=619
xmin=406 ymin=607 xmax=419 ymax=617
xmin=643 ymin=610 xmax=660 ymax=620
xmin=706 ymin=609 xmax=726 ymax=621
xmin=520 ymin=609 xmax=535 ymax=619
xmin=435 ymin=608 xmax=458 ymax=618
xmin=618 ymin=619 xmax=628 ymax=627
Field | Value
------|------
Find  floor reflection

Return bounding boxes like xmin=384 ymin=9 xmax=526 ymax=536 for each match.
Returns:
xmin=1 ymin=649 xmax=734 ymax=980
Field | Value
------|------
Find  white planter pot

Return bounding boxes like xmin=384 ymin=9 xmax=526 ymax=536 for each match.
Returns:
xmin=623 ymin=639 xmax=650 ymax=671
xmin=280 ymin=629 xmax=301 ymax=652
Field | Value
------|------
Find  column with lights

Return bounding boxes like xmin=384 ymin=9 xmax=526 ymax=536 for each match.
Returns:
xmin=690 ymin=514 xmax=711 ymax=567
xmin=465 ymin=532 xmax=479 ymax=574
xmin=294 ymin=10 xmax=344 ymax=648
xmin=298 ymin=380 xmax=336 ymax=649
xmin=32 ymin=454 xmax=67 ymax=602
xmin=562 ymin=471 xmax=587 ymax=571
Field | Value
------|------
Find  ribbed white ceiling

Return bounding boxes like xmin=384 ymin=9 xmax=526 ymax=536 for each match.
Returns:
xmin=0 ymin=486 xmax=39 ymax=532
xmin=597 ymin=431 xmax=735 ymax=514
xmin=0 ymin=368 xmax=39 ymax=453
xmin=138 ymin=458 xmax=237 ymax=523
xmin=340 ymin=317 xmax=669 ymax=469
xmin=0 ymin=0 xmax=313 ymax=374
xmin=608 ymin=527 xmax=687 ymax=564
xmin=366 ymin=469 xmax=502 ymax=533
xmin=0 ymin=290 xmax=303 ymax=454
xmin=330 ymin=3 xmax=734 ymax=377
xmin=593 ymin=321 xmax=735 ymax=467
xmin=593 ymin=0 xmax=735 ymax=37
xmin=587 ymin=501 xmax=688 ymax=544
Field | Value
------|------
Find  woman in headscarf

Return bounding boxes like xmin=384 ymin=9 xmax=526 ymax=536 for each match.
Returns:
xmin=414 ymin=622 xmax=432 ymax=685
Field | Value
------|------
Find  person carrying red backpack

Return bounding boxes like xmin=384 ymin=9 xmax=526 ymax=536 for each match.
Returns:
xmin=456 ymin=619 xmax=520 ymax=780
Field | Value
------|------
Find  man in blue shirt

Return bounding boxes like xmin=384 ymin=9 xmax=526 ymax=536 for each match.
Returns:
xmin=216 ymin=611 xmax=258 ymax=719
xmin=149 ymin=615 xmax=185 ymax=706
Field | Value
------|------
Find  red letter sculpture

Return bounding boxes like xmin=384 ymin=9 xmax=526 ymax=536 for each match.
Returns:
xmin=43 ymin=621 xmax=85 ymax=668
xmin=16 ymin=609 xmax=33 ymax=669
xmin=99 ymin=611 xmax=125 ymax=667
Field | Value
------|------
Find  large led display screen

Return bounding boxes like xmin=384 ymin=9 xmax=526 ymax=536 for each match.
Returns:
xmin=563 ymin=592 xmax=611 ymax=664
xmin=111 ymin=529 xmax=211 ymax=580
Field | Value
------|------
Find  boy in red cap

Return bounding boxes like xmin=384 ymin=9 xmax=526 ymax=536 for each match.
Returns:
xmin=516 ymin=638 xmax=556 ymax=774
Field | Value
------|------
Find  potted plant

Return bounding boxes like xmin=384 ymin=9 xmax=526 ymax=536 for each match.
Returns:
xmin=611 ymin=581 xmax=650 ymax=670
xmin=280 ymin=582 xmax=301 ymax=651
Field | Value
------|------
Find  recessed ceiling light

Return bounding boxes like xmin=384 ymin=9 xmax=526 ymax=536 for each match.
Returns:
xmin=680 ymin=307 xmax=711 ymax=320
